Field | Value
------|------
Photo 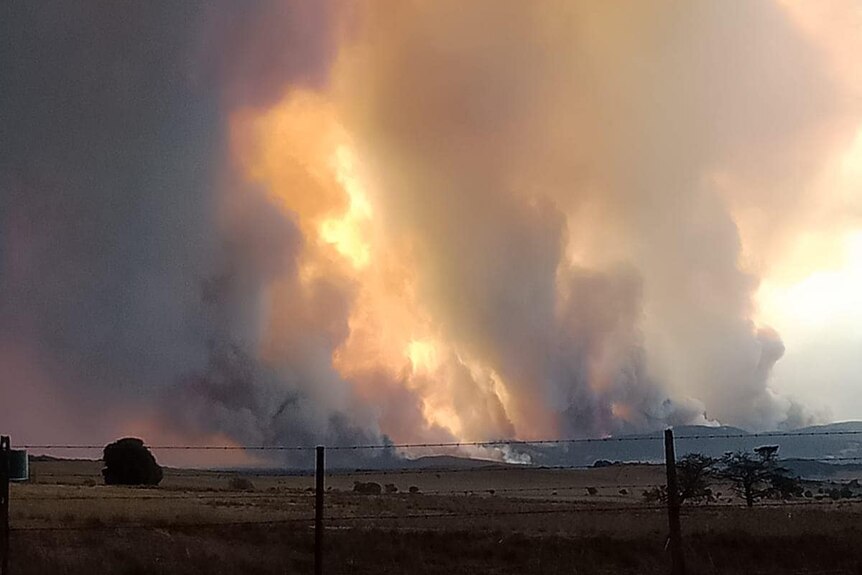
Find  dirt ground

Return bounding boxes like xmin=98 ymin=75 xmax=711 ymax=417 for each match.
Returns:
xmin=7 ymin=459 xmax=862 ymax=574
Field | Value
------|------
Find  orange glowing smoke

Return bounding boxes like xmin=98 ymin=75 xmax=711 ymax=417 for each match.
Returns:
xmin=222 ymin=0 xmax=862 ymax=442
xmin=229 ymin=90 xmax=523 ymax=444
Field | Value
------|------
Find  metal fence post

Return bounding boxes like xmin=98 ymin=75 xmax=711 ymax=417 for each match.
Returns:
xmin=315 ymin=445 xmax=325 ymax=575
xmin=1 ymin=435 xmax=11 ymax=575
xmin=664 ymin=429 xmax=685 ymax=575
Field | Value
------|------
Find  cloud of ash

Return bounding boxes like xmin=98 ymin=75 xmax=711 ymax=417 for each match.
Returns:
xmin=1 ymin=0 xmax=859 ymax=462
xmin=0 ymin=1 xmax=391 ymax=461
xmin=333 ymin=0 xmax=857 ymax=433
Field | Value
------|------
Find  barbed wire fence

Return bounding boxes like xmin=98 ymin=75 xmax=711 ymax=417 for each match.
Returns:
xmin=1 ymin=430 xmax=861 ymax=575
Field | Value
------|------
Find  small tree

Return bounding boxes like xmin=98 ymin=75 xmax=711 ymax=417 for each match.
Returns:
xmin=719 ymin=445 xmax=800 ymax=507
xmin=229 ymin=477 xmax=255 ymax=491
xmin=677 ymin=453 xmax=717 ymax=503
xmin=353 ymin=481 xmax=382 ymax=495
xmin=102 ymin=438 xmax=163 ymax=486
xmin=643 ymin=452 xmax=716 ymax=505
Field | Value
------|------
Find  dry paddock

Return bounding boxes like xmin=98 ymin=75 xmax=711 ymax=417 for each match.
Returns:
xmin=7 ymin=460 xmax=862 ymax=574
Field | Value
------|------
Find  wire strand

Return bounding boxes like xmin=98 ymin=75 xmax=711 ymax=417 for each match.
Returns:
xmin=19 ymin=428 xmax=862 ymax=452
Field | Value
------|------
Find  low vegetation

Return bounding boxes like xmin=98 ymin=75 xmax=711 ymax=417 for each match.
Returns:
xmin=8 ymin=456 xmax=860 ymax=574
xmin=721 ymin=446 xmax=802 ymax=506
xmin=643 ymin=447 xmax=802 ymax=507
xmin=353 ymin=481 xmax=383 ymax=495
xmin=228 ymin=477 xmax=255 ymax=491
xmin=102 ymin=438 xmax=163 ymax=486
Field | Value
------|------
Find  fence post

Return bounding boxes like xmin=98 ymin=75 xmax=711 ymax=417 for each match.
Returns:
xmin=315 ymin=445 xmax=325 ymax=575
xmin=664 ymin=429 xmax=685 ymax=575
xmin=1 ymin=435 xmax=10 ymax=575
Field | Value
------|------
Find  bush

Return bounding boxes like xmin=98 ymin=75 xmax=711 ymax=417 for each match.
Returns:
xmin=102 ymin=438 xmax=163 ymax=486
xmin=586 ymin=487 xmax=598 ymax=496
xmin=384 ymin=483 xmax=398 ymax=494
xmin=353 ymin=481 xmax=382 ymax=495
xmin=642 ymin=486 xmax=666 ymax=503
xmin=828 ymin=486 xmax=854 ymax=500
xmin=408 ymin=486 xmax=420 ymax=494
xmin=229 ymin=477 xmax=255 ymax=491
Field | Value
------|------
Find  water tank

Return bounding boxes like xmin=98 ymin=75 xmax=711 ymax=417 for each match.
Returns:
xmin=6 ymin=450 xmax=28 ymax=482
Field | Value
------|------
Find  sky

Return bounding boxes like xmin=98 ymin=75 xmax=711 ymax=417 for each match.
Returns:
xmin=0 ymin=1 xmax=860 ymax=460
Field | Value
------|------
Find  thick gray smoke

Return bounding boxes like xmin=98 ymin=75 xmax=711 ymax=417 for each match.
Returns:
xmin=0 ymin=1 xmax=389 ymax=460
xmin=1 ymin=1 xmax=857 ymax=458
xmin=338 ymin=0 xmax=856 ymax=433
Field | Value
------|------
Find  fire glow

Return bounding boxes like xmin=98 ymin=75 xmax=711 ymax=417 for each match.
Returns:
xmin=216 ymin=1 xmax=862 ymax=446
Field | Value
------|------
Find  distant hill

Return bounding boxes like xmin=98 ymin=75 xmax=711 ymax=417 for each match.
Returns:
xmin=23 ymin=422 xmax=861 ymax=479
xmin=400 ymin=455 xmax=507 ymax=469
xmin=513 ymin=422 xmax=862 ymax=468
xmin=30 ymin=454 xmax=98 ymax=463
xmin=783 ymin=458 xmax=862 ymax=479
xmin=790 ymin=421 xmax=862 ymax=433
xmin=235 ymin=422 xmax=862 ymax=475
xmin=384 ymin=422 xmax=862 ymax=480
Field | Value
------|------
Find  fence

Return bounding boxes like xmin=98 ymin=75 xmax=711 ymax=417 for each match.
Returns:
xmin=2 ymin=429 xmax=861 ymax=575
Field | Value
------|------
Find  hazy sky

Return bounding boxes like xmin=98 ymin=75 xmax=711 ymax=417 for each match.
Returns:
xmin=1 ymin=1 xmax=860 ymax=455
xmin=750 ymin=1 xmax=862 ymax=421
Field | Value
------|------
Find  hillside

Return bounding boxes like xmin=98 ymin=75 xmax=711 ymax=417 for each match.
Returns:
xmin=520 ymin=422 xmax=862 ymax=467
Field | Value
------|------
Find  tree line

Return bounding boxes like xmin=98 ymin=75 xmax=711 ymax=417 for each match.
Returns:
xmin=644 ymin=445 xmax=803 ymax=507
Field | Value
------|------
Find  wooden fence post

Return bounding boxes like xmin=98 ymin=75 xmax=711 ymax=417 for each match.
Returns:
xmin=315 ymin=445 xmax=325 ymax=575
xmin=664 ymin=429 xmax=685 ymax=575
xmin=1 ymin=435 xmax=11 ymax=575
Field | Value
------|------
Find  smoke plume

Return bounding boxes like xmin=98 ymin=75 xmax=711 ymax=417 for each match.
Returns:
xmin=2 ymin=1 xmax=860 ymax=461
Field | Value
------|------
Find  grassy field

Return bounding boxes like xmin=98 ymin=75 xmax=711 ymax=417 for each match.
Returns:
xmin=7 ymin=459 xmax=862 ymax=574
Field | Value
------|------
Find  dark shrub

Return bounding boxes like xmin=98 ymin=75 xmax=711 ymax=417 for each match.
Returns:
xmin=408 ymin=485 xmax=420 ymax=494
xmin=384 ymin=483 xmax=398 ymax=494
xmin=102 ymin=438 xmax=163 ymax=486
xmin=586 ymin=487 xmax=598 ymax=496
xmin=229 ymin=477 xmax=255 ymax=491
xmin=353 ymin=481 xmax=382 ymax=495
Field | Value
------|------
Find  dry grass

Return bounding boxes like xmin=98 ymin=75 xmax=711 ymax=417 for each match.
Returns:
xmin=7 ymin=460 xmax=862 ymax=574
